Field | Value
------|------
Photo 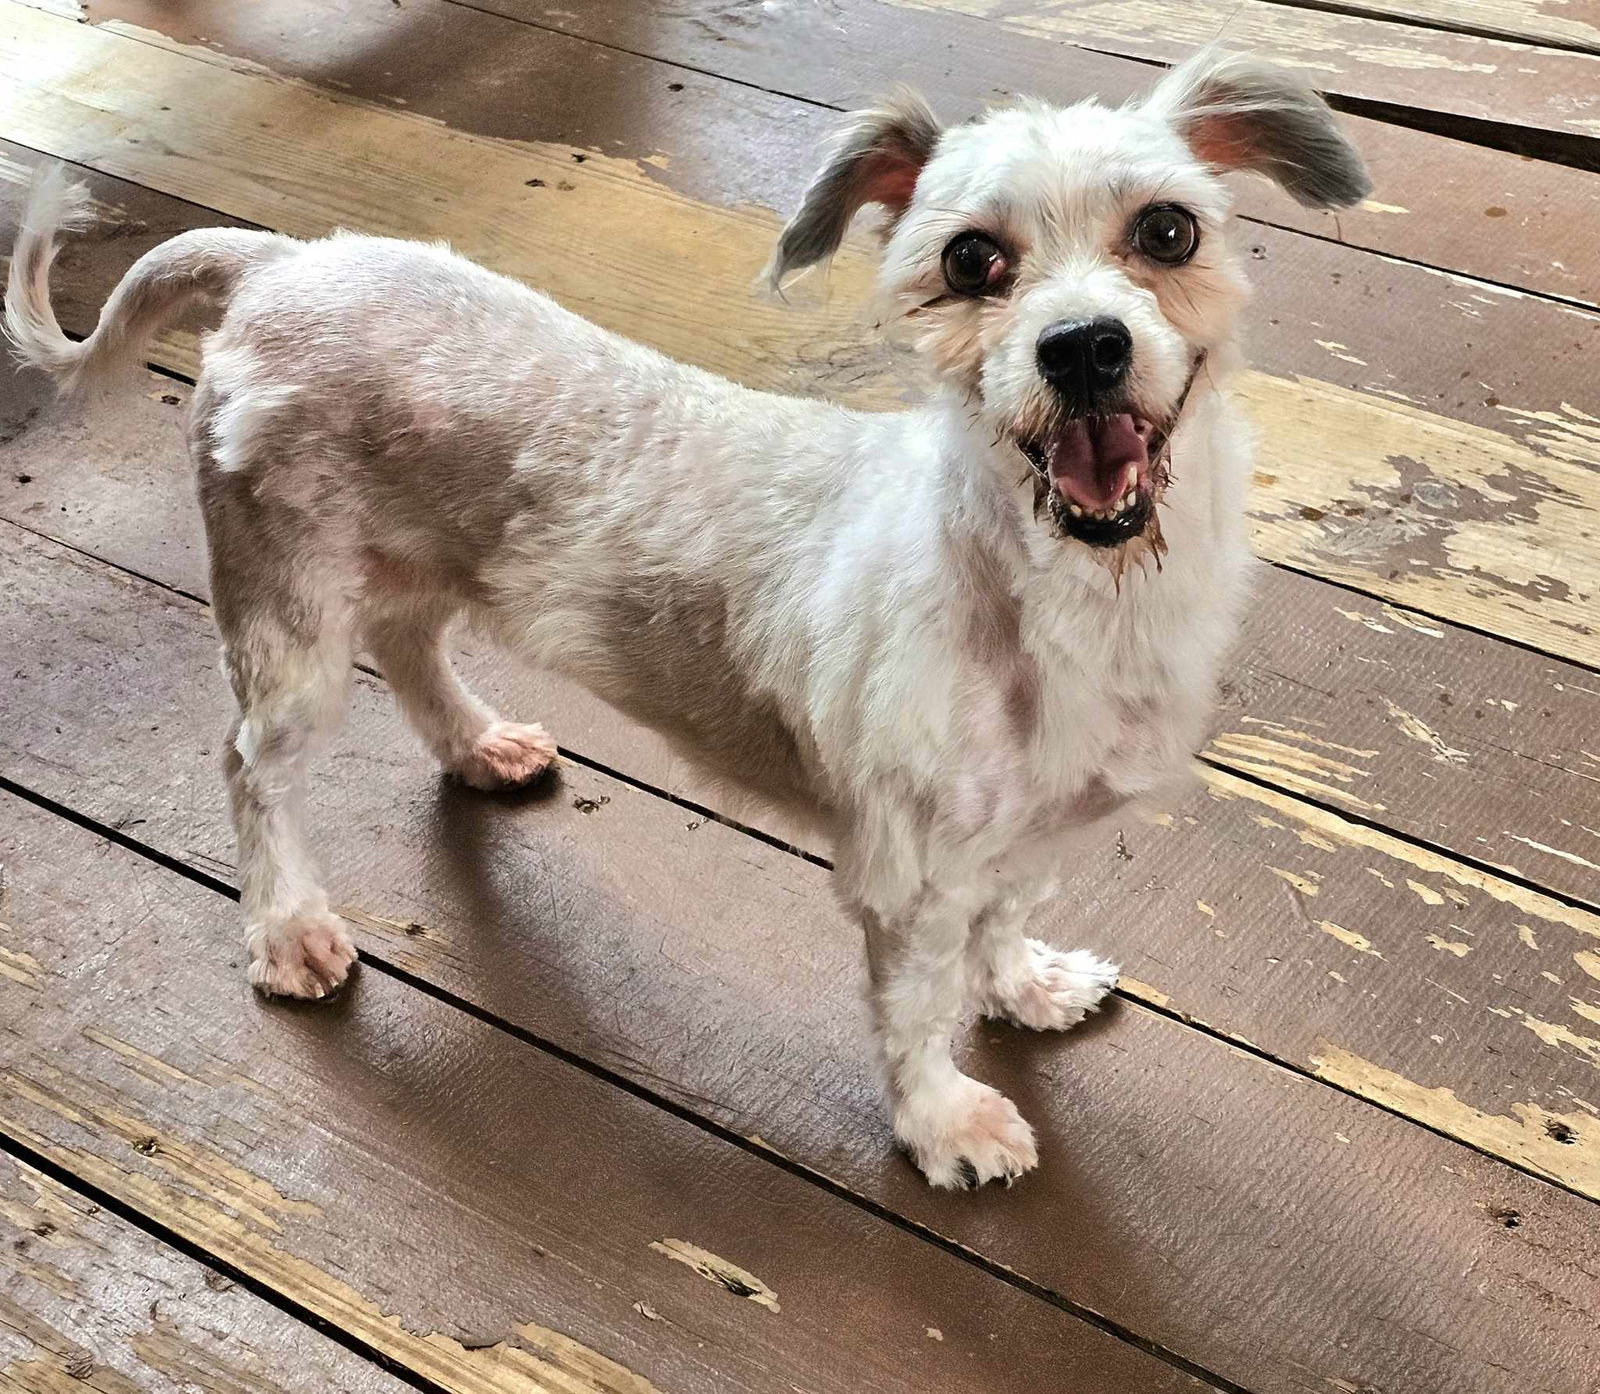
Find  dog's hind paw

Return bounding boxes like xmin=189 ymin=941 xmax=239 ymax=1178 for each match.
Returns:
xmin=985 ymin=941 xmax=1119 ymax=1031
xmin=453 ymin=721 xmax=558 ymax=790
xmin=896 ymin=1076 xmax=1038 ymax=1189
xmin=248 ymin=912 xmax=358 ymax=1000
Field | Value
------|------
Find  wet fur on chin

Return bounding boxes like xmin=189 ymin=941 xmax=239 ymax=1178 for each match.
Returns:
xmin=4 ymin=48 xmax=1366 ymax=1189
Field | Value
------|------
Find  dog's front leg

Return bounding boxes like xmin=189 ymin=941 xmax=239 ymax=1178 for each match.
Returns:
xmin=968 ymin=877 xmax=1121 ymax=1031
xmin=857 ymin=895 xmax=1038 ymax=1188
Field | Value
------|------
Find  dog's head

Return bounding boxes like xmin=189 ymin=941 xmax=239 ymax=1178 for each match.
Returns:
xmin=768 ymin=50 xmax=1369 ymax=550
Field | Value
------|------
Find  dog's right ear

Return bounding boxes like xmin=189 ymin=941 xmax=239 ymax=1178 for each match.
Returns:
xmin=764 ymin=91 xmax=941 ymax=294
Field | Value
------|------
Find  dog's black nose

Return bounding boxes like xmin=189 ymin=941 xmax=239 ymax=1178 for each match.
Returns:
xmin=1036 ymin=317 xmax=1132 ymax=399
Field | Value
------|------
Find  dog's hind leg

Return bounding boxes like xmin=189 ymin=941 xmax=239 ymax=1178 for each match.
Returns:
xmin=967 ymin=877 xmax=1120 ymax=1031
xmin=360 ymin=592 xmax=556 ymax=791
xmin=213 ymin=557 xmax=358 ymax=1000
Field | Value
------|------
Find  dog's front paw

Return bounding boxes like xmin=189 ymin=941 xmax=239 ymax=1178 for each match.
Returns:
xmin=986 ymin=941 xmax=1119 ymax=1031
xmin=454 ymin=721 xmax=558 ymax=790
xmin=896 ymin=1076 xmax=1038 ymax=1189
xmin=248 ymin=912 xmax=358 ymax=999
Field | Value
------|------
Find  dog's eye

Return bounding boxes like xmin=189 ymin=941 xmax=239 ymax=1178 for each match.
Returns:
xmin=1132 ymin=205 xmax=1199 ymax=265
xmin=941 ymin=233 xmax=1009 ymax=295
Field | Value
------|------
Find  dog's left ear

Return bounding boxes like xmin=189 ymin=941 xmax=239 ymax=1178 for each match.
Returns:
xmin=1145 ymin=49 xmax=1371 ymax=209
xmin=765 ymin=90 xmax=942 ymax=293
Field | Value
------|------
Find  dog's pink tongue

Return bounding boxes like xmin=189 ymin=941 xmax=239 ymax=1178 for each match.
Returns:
xmin=1044 ymin=415 xmax=1147 ymax=511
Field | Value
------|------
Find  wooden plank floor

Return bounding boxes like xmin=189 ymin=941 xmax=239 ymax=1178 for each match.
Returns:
xmin=2 ymin=1 xmax=1598 ymax=1391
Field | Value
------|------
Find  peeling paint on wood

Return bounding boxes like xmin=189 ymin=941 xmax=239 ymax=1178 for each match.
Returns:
xmin=1519 ymin=1015 xmax=1600 ymax=1065
xmin=1321 ymin=922 xmax=1382 ymax=957
xmin=1312 ymin=1046 xmax=1598 ymax=1194
xmin=1426 ymin=935 xmax=1474 ymax=956
xmin=0 ymin=1154 xmax=412 ymax=1394
xmin=649 ymin=1241 xmax=780 ymax=1313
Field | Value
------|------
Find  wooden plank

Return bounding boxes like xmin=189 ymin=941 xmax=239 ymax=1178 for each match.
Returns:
xmin=5 ymin=5 xmax=1600 ymax=674
xmin=1308 ymin=0 xmax=1600 ymax=52
xmin=0 ymin=793 xmax=1187 ymax=1394
xmin=83 ymin=0 xmax=1600 ymax=311
xmin=0 ymin=1153 xmax=414 ymax=1394
xmin=7 ymin=0 xmax=1600 ymax=1165
xmin=2 ymin=521 xmax=1598 ymax=1394
xmin=462 ymin=0 xmax=1600 ymax=144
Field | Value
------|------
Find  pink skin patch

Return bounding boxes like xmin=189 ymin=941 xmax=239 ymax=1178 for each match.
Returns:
xmin=1042 ymin=414 xmax=1153 ymax=512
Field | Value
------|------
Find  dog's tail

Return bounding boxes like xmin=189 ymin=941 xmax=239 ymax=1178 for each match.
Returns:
xmin=4 ymin=164 xmax=298 ymax=395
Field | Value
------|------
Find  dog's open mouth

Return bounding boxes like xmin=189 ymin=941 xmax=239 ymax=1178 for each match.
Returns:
xmin=1018 ymin=414 xmax=1165 ymax=549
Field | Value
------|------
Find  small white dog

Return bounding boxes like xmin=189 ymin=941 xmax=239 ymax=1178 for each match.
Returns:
xmin=6 ymin=50 xmax=1366 ymax=1187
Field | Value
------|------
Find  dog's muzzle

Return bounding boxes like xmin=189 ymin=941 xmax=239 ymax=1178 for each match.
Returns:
xmin=1018 ymin=349 xmax=1205 ymax=549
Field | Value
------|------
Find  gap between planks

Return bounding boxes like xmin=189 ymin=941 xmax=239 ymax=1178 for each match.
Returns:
xmin=0 ymin=1140 xmax=441 ymax=1394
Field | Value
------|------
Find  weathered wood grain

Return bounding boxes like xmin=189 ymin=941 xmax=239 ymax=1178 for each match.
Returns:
xmin=466 ymin=0 xmax=1600 ymax=143
xmin=0 ymin=793 xmax=1195 ymax=1394
xmin=1269 ymin=0 xmax=1600 ymax=52
xmin=81 ymin=0 xmax=1600 ymax=311
xmin=0 ymin=1154 xmax=414 ymax=1394
xmin=5 ymin=4 xmax=1600 ymax=671
xmin=868 ymin=0 xmax=1600 ymax=139
xmin=87 ymin=0 xmax=1600 ymax=59
xmin=1374 ymin=0 xmax=1600 ymax=50
xmin=1235 ymin=0 xmax=1600 ymax=52
xmin=2 ymin=522 xmax=1598 ymax=1394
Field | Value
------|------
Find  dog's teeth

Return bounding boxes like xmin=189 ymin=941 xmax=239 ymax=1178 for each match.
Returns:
xmin=1068 ymin=502 xmax=1084 ymax=518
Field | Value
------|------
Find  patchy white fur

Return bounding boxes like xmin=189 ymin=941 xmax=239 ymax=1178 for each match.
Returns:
xmin=4 ymin=52 xmax=1366 ymax=1186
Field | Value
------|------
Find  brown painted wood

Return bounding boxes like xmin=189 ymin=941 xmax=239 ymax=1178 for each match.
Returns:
xmin=0 ymin=1154 xmax=413 ymax=1393
xmin=1251 ymin=0 xmax=1600 ymax=53
xmin=7 ymin=10 xmax=1600 ymax=672
xmin=82 ymin=0 xmax=1600 ymax=308
xmin=2 ymin=521 xmax=1598 ymax=1394
xmin=5 ymin=141 xmax=1597 ymax=906
xmin=1259 ymin=0 xmax=1600 ymax=54
xmin=0 ymin=792 xmax=1192 ymax=1394
xmin=476 ymin=0 xmax=1600 ymax=144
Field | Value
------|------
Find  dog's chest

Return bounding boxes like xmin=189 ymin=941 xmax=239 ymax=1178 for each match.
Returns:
xmin=950 ymin=590 xmax=1219 ymax=840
